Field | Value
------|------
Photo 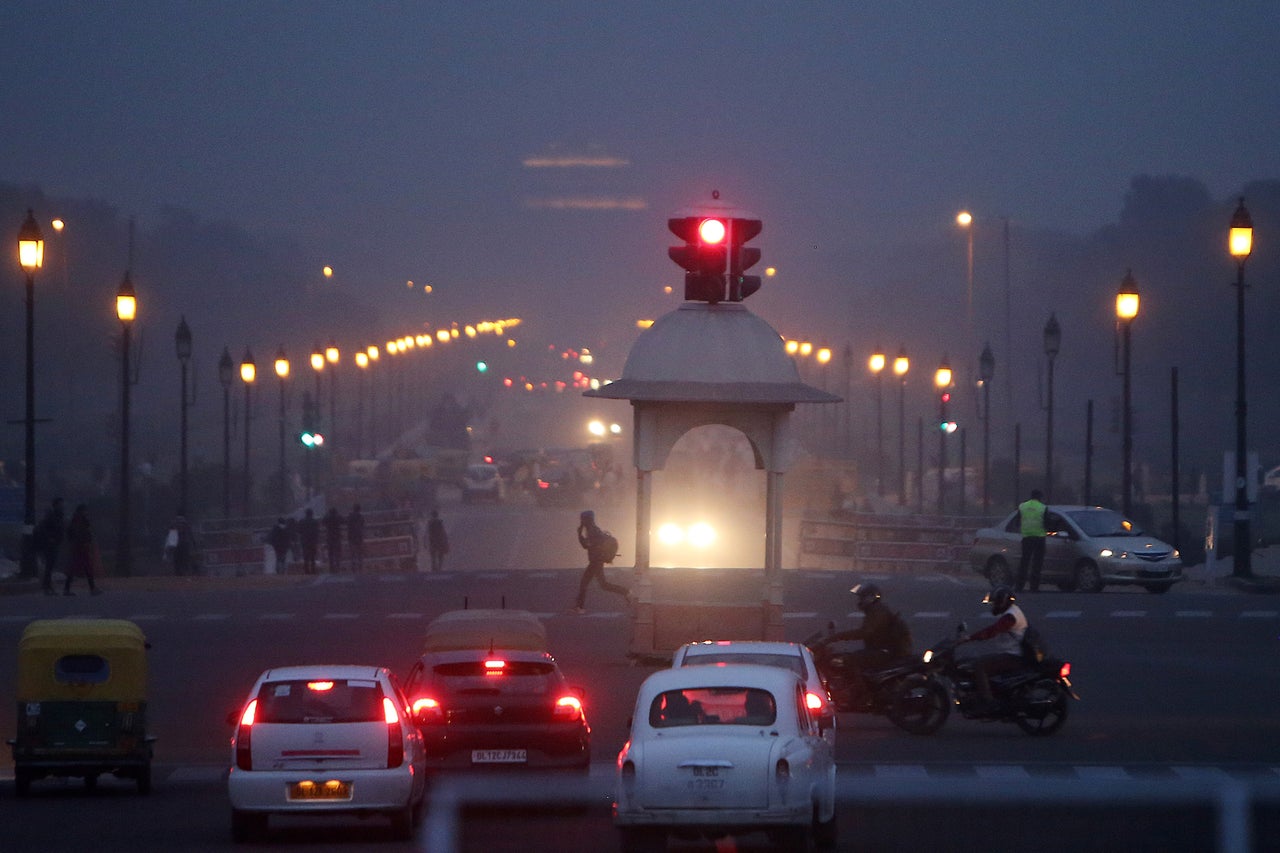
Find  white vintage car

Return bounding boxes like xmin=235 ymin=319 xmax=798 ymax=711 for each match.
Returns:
xmin=614 ymin=664 xmax=837 ymax=851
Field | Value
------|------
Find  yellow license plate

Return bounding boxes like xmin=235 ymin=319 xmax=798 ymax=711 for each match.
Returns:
xmin=288 ymin=780 xmax=352 ymax=801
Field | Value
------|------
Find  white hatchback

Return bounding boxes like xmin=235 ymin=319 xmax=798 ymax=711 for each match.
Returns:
xmin=226 ymin=664 xmax=427 ymax=842
xmin=615 ymin=664 xmax=837 ymax=851
xmin=670 ymin=640 xmax=837 ymax=748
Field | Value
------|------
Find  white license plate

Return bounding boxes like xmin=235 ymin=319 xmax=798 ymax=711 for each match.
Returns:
xmin=472 ymin=749 xmax=527 ymax=764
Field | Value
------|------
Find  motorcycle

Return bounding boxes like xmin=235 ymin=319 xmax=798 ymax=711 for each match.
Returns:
xmin=804 ymin=625 xmax=939 ymax=735
xmin=894 ymin=624 xmax=1079 ymax=736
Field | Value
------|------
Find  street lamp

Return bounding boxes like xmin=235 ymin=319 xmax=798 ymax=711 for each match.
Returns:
xmin=366 ymin=344 xmax=380 ymax=453
xmin=218 ymin=348 xmax=234 ymax=517
xmin=1229 ymin=197 xmax=1254 ymax=577
xmin=175 ymin=317 xmax=193 ymax=514
xmin=116 ymin=273 xmax=138 ymax=577
xmin=1116 ymin=271 xmax=1140 ymax=518
xmin=935 ymin=358 xmax=953 ymax=513
xmin=978 ymin=343 xmax=995 ymax=513
xmin=325 ymin=342 xmax=339 ymax=447
xmin=893 ymin=347 xmax=909 ymax=506
xmin=16 ymin=210 xmax=43 ymax=578
xmin=274 ymin=347 xmax=289 ymax=515
xmin=1043 ymin=313 xmax=1061 ymax=500
xmin=240 ymin=350 xmax=256 ymax=515
xmin=956 ymin=211 xmax=974 ymax=340
xmin=869 ymin=346 xmax=886 ymax=496
xmin=355 ymin=349 xmax=369 ymax=458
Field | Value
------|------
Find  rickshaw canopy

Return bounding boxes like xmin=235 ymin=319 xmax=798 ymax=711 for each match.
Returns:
xmin=17 ymin=619 xmax=149 ymax=701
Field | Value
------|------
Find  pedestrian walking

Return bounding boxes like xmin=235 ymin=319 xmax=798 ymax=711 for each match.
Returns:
xmin=35 ymin=497 xmax=65 ymax=595
xmin=347 ymin=504 xmax=365 ymax=573
xmin=323 ymin=507 xmax=343 ymax=571
xmin=63 ymin=503 xmax=101 ymax=596
xmin=426 ymin=509 xmax=449 ymax=572
xmin=168 ymin=510 xmax=194 ymax=576
xmin=573 ymin=509 xmax=628 ymax=614
xmin=267 ymin=517 xmax=291 ymax=574
xmin=1015 ymin=489 xmax=1048 ymax=592
xmin=299 ymin=508 xmax=320 ymax=575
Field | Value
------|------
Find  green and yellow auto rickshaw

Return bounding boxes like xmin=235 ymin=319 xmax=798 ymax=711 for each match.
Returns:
xmin=8 ymin=618 xmax=154 ymax=795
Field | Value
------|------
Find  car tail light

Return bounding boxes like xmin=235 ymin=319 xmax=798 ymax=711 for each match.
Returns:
xmin=383 ymin=696 xmax=404 ymax=767
xmin=235 ymin=699 xmax=257 ymax=770
xmin=412 ymin=696 xmax=444 ymax=724
xmin=1059 ymin=662 xmax=1072 ymax=679
xmin=537 ymin=479 xmax=550 ymax=489
xmin=484 ymin=659 xmax=506 ymax=675
xmin=775 ymin=758 xmax=791 ymax=780
xmin=805 ymin=691 xmax=828 ymax=715
xmin=554 ymin=695 xmax=584 ymax=722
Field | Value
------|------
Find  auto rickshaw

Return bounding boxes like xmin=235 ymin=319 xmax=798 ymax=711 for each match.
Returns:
xmin=8 ymin=618 xmax=154 ymax=795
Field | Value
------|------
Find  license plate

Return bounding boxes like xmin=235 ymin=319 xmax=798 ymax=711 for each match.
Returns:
xmin=472 ymin=749 xmax=527 ymax=764
xmin=288 ymin=780 xmax=352 ymax=801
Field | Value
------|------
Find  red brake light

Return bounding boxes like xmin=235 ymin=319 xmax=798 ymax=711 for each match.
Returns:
xmin=554 ymin=695 xmax=583 ymax=721
xmin=537 ymin=480 xmax=550 ymax=489
xmin=382 ymin=696 xmax=400 ymax=725
xmin=1059 ymin=662 xmax=1072 ymax=679
xmin=412 ymin=696 xmax=444 ymax=724
xmin=307 ymin=681 xmax=335 ymax=692
xmin=235 ymin=699 xmax=258 ymax=770
xmin=239 ymin=698 xmax=258 ymax=727
xmin=805 ymin=691 xmax=827 ymax=713
xmin=484 ymin=659 xmax=506 ymax=674
xmin=385 ymin=697 xmax=404 ymax=768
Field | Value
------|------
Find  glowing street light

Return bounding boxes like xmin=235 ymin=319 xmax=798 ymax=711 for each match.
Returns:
xmin=1115 ymin=270 xmax=1140 ymax=517
xmin=894 ymin=346 xmax=909 ymax=506
xmin=274 ymin=348 xmax=289 ymax=514
xmin=869 ymin=345 xmax=886 ymax=496
xmin=1229 ymin=197 xmax=1255 ymax=577
xmin=16 ymin=211 xmax=43 ymax=578
xmin=240 ymin=349 xmax=256 ymax=514
xmin=116 ymin=272 xmax=137 ymax=577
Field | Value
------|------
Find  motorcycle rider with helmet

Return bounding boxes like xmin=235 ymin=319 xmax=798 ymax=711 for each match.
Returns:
xmin=962 ymin=585 xmax=1029 ymax=714
xmin=812 ymin=583 xmax=913 ymax=702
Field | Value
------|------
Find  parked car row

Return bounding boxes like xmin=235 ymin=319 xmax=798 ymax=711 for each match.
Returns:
xmin=613 ymin=639 xmax=839 ymax=851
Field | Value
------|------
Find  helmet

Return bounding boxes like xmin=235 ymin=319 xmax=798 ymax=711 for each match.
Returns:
xmin=580 ymin=509 xmax=595 ymax=522
xmin=850 ymin=583 xmax=881 ymax=611
xmin=984 ymin=585 xmax=1015 ymax=615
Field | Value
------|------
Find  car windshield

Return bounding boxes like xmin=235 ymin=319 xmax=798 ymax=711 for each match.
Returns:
xmin=432 ymin=660 xmax=557 ymax=696
xmin=255 ymin=679 xmax=385 ymax=724
xmin=648 ymin=687 xmax=776 ymax=728
xmin=681 ymin=652 xmax=806 ymax=679
xmin=1067 ymin=509 xmax=1138 ymax=537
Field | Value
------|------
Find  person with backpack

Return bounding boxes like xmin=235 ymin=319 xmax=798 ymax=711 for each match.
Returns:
xmin=812 ymin=583 xmax=913 ymax=698
xmin=572 ymin=509 xmax=629 ymax=614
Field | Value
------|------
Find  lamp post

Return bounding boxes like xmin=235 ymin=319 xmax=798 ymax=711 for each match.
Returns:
xmin=1043 ymin=313 xmax=1061 ymax=500
xmin=1116 ymin=271 xmax=1140 ymax=517
xmin=325 ymin=342 xmax=339 ymax=447
xmin=869 ymin=346 xmax=886 ymax=496
xmin=1229 ymin=198 xmax=1254 ymax=577
xmin=816 ymin=347 xmax=832 ymax=448
xmin=355 ymin=349 xmax=370 ymax=458
xmin=116 ymin=273 xmax=137 ymax=577
xmin=956 ymin=211 xmax=974 ymax=342
xmin=274 ymin=348 xmax=289 ymax=515
xmin=175 ymin=317 xmax=192 ymax=513
xmin=935 ymin=358 xmax=953 ymax=513
xmin=240 ymin=350 xmax=256 ymax=515
xmin=894 ymin=347 xmax=909 ymax=506
xmin=367 ymin=344 xmax=380 ymax=454
xmin=978 ymin=344 xmax=995 ymax=513
xmin=16 ymin=211 xmax=43 ymax=578
xmin=218 ymin=348 xmax=233 ymax=518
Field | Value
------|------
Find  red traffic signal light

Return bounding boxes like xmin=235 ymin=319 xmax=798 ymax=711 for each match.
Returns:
xmin=669 ymin=216 xmax=729 ymax=302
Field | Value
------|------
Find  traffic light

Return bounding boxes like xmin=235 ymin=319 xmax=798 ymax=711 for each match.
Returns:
xmin=669 ymin=216 xmax=729 ymax=303
xmin=938 ymin=390 xmax=956 ymax=432
xmin=728 ymin=217 xmax=763 ymax=301
xmin=300 ymin=431 xmax=325 ymax=448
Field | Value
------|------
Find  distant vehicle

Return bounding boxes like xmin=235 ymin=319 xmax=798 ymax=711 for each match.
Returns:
xmin=969 ymin=505 xmax=1184 ymax=593
xmin=615 ymin=664 xmax=837 ymax=851
xmin=534 ymin=463 xmax=588 ymax=506
xmin=670 ymin=640 xmax=835 ymax=747
xmin=226 ymin=664 xmax=427 ymax=842
xmin=461 ymin=463 xmax=506 ymax=504
xmin=404 ymin=609 xmax=590 ymax=773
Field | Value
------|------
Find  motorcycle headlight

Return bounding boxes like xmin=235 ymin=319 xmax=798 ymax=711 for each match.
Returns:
xmin=923 ymin=650 xmax=934 ymax=663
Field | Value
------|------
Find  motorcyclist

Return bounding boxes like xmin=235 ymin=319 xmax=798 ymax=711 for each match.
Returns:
xmin=812 ymin=583 xmax=913 ymax=698
xmin=961 ymin=585 xmax=1028 ymax=713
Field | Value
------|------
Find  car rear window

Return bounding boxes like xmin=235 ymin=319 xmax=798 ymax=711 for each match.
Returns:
xmin=649 ymin=687 xmax=776 ymax=728
xmin=430 ymin=660 xmax=559 ymax=696
xmin=255 ymin=679 xmax=385 ymax=724
xmin=681 ymin=652 xmax=806 ymax=679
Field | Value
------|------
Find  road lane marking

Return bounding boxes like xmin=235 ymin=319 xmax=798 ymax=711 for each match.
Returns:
xmin=913 ymin=611 xmax=952 ymax=619
xmin=1111 ymin=610 xmax=1146 ymax=617
xmin=1175 ymin=610 xmax=1213 ymax=618
xmin=323 ymin=613 xmax=360 ymax=620
xmin=1044 ymin=611 xmax=1083 ymax=618
xmin=259 ymin=613 xmax=295 ymax=620
xmin=387 ymin=613 xmax=424 ymax=619
xmin=1241 ymin=611 xmax=1279 ymax=618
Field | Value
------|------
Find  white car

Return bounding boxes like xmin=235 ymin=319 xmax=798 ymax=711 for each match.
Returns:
xmin=670 ymin=640 xmax=836 ymax=748
xmin=226 ymin=665 xmax=427 ymax=842
xmin=614 ymin=664 xmax=837 ymax=851
xmin=461 ymin=463 xmax=506 ymax=503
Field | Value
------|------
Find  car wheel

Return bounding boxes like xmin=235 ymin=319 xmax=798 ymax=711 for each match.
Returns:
xmin=1146 ymin=583 xmax=1173 ymax=594
xmin=618 ymin=828 xmax=666 ymax=853
xmin=1074 ymin=560 xmax=1104 ymax=593
xmin=231 ymin=810 xmax=267 ymax=843
xmin=813 ymin=805 xmax=838 ymax=849
xmin=136 ymin=761 xmax=152 ymax=795
xmin=389 ymin=805 xmax=414 ymax=840
xmin=985 ymin=557 xmax=1013 ymax=587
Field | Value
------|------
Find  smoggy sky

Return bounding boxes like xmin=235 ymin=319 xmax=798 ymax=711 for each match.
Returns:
xmin=4 ymin=2 xmax=1278 ymax=343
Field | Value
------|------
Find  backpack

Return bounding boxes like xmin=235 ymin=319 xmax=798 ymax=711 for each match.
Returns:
xmin=594 ymin=530 xmax=620 ymax=564
xmin=885 ymin=610 xmax=913 ymax=657
xmin=1021 ymin=623 xmax=1050 ymax=663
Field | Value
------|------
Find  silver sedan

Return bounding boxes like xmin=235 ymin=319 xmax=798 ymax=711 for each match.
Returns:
xmin=968 ymin=505 xmax=1184 ymax=593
